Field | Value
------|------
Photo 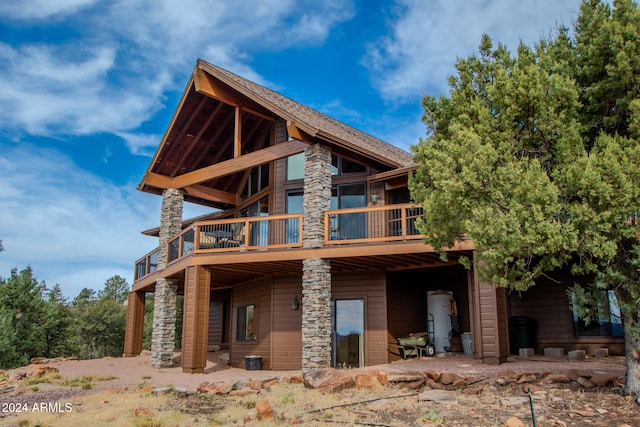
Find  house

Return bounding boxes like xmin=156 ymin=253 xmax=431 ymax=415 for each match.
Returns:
xmin=123 ymin=59 xmax=623 ymax=374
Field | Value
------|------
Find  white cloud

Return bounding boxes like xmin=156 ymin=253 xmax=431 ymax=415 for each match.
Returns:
xmin=0 ymin=145 xmax=161 ymax=297
xmin=0 ymin=0 xmax=354 ymax=153
xmin=364 ymin=0 xmax=582 ymax=101
xmin=0 ymin=0 xmax=97 ymax=20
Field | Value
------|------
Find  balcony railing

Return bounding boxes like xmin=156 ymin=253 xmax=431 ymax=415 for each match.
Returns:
xmin=134 ymin=205 xmax=425 ymax=282
xmin=134 ymin=247 xmax=159 ymax=281
xmin=325 ymin=204 xmax=424 ymax=245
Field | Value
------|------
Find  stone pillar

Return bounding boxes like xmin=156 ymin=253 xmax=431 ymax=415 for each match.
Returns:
xmin=301 ymin=144 xmax=332 ymax=374
xmin=151 ymin=188 xmax=184 ymax=368
xmin=151 ymin=278 xmax=178 ymax=367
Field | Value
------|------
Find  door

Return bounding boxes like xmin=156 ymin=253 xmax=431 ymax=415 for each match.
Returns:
xmin=331 ymin=299 xmax=365 ymax=368
xmin=330 ymin=183 xmax=366 ymax=240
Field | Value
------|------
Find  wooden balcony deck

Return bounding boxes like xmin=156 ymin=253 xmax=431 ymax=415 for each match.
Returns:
xmin=134 ymin=204 xmax=425 ymax=283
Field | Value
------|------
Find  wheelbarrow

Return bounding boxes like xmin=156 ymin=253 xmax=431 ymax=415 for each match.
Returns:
xmin=397 ymin=314 xmax=436 ymax=358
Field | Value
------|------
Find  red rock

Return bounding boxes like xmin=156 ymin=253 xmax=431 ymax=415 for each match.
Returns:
xmin=256 ymin=399 xmax=273 ymax=420
xmin=198 ymin=381 xmax=234 ymax=395
xmin=505 ymin=417 xmax=525 ymax=427
xmin=575 ymin=377 xmax=596 ymax=388
xmin=440 ymin=372 xmax=462 ymax=385
xmin=425 ymin=370 xmax=441 ymax=382
xmin=354 ymin=373 xmax=384 ymax=391
xmin=303 ymin=367 xmax=355 ymax=393
xmin=589 ymin=374 xmax=618 ymax=387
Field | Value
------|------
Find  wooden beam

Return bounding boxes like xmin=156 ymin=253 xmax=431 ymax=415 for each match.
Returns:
xmin=142 ymin=139 xmax=308 ymax=190
xmin=194 ymin=67 xmax=275 ymax=122
xmin=184 ymin=185 xmax=236 ymax=206
xmin=234 ymin=106 xmax=241 ymax=158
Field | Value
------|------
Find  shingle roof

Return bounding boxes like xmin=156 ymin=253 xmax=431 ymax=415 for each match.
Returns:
xmin=197 ymin=59 xmax=415 ymax=169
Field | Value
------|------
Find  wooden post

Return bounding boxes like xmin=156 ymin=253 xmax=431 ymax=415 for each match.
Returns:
xmin=472 ymin=252 xmax=509 ymax=364
xmin=182 ymin=265 xmax=211 ymax=373
xmin=124 ymin=291 xmax=145 ymax=357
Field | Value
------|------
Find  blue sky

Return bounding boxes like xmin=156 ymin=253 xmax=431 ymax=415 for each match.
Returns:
xmin=0 ymin=0 xmax=585 ymax=298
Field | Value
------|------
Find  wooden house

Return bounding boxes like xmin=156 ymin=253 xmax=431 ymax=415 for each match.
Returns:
xmin=123 ymin=60 xmax=623 ymax=373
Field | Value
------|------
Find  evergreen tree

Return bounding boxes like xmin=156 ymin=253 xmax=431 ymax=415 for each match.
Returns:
xmin=410 ymin=0 xmax=640 ymax=393
xmin=98 ymin=275 xmax=130 ymax=303
xmin=0 ymin=267 xmax=47 ymax=368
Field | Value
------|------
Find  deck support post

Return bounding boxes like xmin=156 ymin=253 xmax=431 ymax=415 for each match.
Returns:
xmin=301 ymin=144 xmax=333 ymax=374
xmin=123 ymin=291 xmax=145 ymax=357
xmin=472 ymin=253 xmax=509 ymax=364
xmin=182 ymin=265 xmax=211 ymax=373
xmin=151 ymin=188 xmax=184 ymax=368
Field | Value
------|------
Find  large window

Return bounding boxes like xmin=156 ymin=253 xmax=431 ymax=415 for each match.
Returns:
xmin=237 ymin=304 xmax=256 ymax=341
xmin=286 ymin=153 xmax=304 ymax=181
xmin=240 ymin=164 xmax=269 ymax=200
xmin=572 ymin=290 xmax=623 ymax=337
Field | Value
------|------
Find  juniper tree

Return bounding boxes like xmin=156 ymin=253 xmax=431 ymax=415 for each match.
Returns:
xmin=410 ymin=0 xmax=640 ymax=393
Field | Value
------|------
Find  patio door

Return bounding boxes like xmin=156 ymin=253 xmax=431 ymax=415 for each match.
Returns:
xmin=330 ymin=183 xmax=366 ymax=240
xmin=331 ymin=299 xmax=364 ymax=368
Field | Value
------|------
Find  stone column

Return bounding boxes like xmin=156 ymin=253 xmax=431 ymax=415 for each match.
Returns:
xmin=151 ymin=188 xmax=184 ymax=368
xmin=301 ymin=144 xmax=332 ymax=374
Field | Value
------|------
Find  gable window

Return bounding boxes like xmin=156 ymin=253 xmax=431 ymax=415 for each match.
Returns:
xmin=572 ymin=290 xmax=623 ymax=337
xmin=331 ymin=155 xmax=366 ymax=175
xmin=237 ymin=304 xmax=256 ymax=341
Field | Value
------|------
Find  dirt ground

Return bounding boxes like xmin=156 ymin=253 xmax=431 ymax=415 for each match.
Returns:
xmin=1 ymin=350 xmax=638 ymax=426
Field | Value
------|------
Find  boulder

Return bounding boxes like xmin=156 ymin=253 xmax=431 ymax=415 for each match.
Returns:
xmin=354 ymin=373 xmax=384 ymax=391
xmin=303 ymin=367 xmax=355 ymax=393
xmin=197 ymin=381 xmax=234 ymax=395
xmin=440 ymin=372 xmax=463 ymax=385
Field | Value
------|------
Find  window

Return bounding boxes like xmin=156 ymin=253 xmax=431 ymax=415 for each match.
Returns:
xmin=286 ymin=153 xmax=304 ymax=181
xmin=572 ymin=290 xmax=623 ymax=337
xmin=329 ymin=183 xmax=366 ymax=240
xmin=237 ymin=304 xmax=256 ymax=341
xmin=240 ymin=164 xmax=269 ymax=200
xmin=286 ymin=190 xmax=303 ymax=244
xmin=331 ymin=155 xmax=366 ymax=175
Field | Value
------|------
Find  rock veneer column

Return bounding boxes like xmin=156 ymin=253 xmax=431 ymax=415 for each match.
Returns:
xmin=151 ymin=188 xmax=184 ymax=368
xmin=301 ymin=144 xmax=332 ymax=374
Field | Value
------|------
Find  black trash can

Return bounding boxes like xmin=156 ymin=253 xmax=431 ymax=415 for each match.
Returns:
xmin=508 ymin=316 xmax=536 ymax=355
xmin=245 ymin=355 xmax=263 ymax=370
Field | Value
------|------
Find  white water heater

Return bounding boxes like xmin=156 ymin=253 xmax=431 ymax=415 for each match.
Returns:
xmin=427 ymin=290 xmax=453 ymax=353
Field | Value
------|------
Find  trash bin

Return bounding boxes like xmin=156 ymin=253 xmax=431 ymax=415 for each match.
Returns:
xmin=461 ymin=332 xmax=473 ymax=355
xmin=508 ymin=316 xmax=536 ymax=355
xmin=245 ymin=355 xmax=262 ymax=370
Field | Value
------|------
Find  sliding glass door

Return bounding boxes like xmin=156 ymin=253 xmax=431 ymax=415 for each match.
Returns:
xmin=331 ymin=299 xmax=364 ymax=368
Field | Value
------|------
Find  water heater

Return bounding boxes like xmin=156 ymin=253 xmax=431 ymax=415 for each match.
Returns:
xmin=427 ymin=290 xmax=453 ymax=352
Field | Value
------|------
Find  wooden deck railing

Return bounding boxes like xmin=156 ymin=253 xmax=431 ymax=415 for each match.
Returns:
xmin=134 ymin=205 xmax=425 ymax=282
xmin=325 ymin=204 xmax=424 ymax=245
xmin=134 ymin=247 xmax=159 ymax=281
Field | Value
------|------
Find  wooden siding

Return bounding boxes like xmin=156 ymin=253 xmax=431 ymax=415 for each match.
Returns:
xmin=333 ymin=271 xmax=388 ymax=367
xmin=386 ymin=265 xmax=472 ymax=361
xmin=473 ymin=260 xmax=509 ymax=363
xmin=182 ymin=265 xmax=211 ymax=373
xmin=271 ymin=275 xmax=303 ymax=370
xmin=508 ymin=274 xmax=624 ymax=355
xmin=229 ymin=277 xmax=273 ymax=369
xmin=208 ymin=289 xmax=231 ymax=350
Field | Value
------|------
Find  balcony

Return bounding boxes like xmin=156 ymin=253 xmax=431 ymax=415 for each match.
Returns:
xmin=134 ymin=204 xmax=424 ymax=282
